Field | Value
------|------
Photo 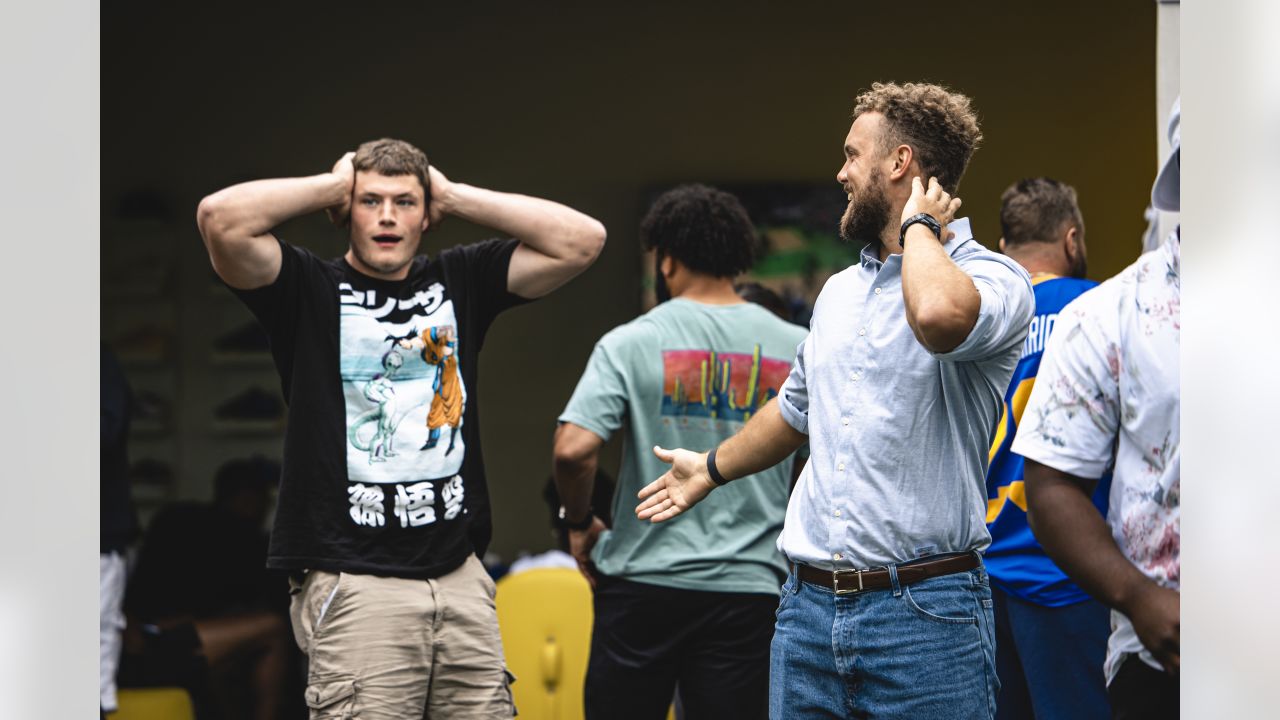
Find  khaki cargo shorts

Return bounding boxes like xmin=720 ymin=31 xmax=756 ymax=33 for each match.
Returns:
xmin=289 ymin=554 xmax=515 ymax=719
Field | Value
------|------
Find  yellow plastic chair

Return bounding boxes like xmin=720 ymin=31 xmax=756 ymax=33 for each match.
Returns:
xmin=496 ymin=567 xmax=594 ymax=720
xmin=107 ymin=687 xmax=195 ymax=720
xmin=496 ymin=566 xmax=677 ymax=720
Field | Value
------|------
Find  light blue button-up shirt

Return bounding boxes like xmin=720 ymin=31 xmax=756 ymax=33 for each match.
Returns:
xmin=776 ymin=218 xmax=1034 ymax=570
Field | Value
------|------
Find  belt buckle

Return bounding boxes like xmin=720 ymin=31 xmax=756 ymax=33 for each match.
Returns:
xmin=832 ymin=569 xmax=864 ymax=595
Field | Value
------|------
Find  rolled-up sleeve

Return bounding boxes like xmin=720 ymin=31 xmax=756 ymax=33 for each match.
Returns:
xmin=777 ymin=333 xmax=811 ymax=435
xmin=933 ymin=251 xmax=1034 ymax=363
xmin=1011 ymin=296 xmax=1121 ymax=480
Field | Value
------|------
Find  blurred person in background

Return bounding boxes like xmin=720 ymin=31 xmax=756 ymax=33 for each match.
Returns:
xmin=984 ymin=177 xmax=1110 ymax=719
xmin=101 ymin=345 xmax=138 ymax=719
xmin=119 ymin=456 xmax=292 ymax=720
xmin=1013 ymin=99 xmax=1181 ymax=720
xmin=555 ymin=185 xmax=807 ymax=720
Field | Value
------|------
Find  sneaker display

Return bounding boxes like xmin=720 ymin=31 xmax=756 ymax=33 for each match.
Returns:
xmin=130 ymin=458 xmax=174 ymax=487
xmin=113 ymin=326 xmax=173 ymax=364
xmin=212 ymin=322 xmax=270 ymax=359
xmin=214 ymin=386 xmax=285 ymax=431
xmin=131 ymin=391 xmax=172 ymax=433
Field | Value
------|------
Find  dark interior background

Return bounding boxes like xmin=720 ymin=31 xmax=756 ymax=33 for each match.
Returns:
xmin=103 ymin=1 xmax=1157 ymax=561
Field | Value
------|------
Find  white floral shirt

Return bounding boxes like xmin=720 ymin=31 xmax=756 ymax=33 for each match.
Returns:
xmin=1011 ymin=231 xmax=1180 ymax=683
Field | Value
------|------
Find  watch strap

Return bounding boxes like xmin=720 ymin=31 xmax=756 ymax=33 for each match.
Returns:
xmin=900 ymin=213 xmax=942 ymax=248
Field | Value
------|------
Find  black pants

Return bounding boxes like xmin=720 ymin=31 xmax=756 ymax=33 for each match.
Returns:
xmin=1109 ymin=654 xmax=1180 ymax=719
xmin=585 ymin=574 xmax=777 ymax=720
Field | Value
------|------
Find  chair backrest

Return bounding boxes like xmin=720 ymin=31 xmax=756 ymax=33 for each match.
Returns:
xmin=495 ymin=567 xmax=593 ymax=720
xmin=107 ymin=688 xmax=195 ymax=720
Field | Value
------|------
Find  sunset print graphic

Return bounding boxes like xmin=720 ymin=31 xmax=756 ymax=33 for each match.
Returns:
xmin=660 ymin=345 xmax=791 ymax=423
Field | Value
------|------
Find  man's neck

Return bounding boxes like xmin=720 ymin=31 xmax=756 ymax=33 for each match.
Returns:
xmin=876 ymin=204 xmax=908 ymax=263
xmin=1005 ymin=248 xmax=1066 ymax=278
xmin=675 ymin=277 xmax=744 ymax=305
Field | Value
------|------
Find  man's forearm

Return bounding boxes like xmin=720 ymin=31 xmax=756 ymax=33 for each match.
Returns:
xmin=901 ymin=225 xmax=980 ymax=352
xmin=553 ymin=424 xmax=604 ymax=521
xmin=554 ymin=454 xmax=597 ymax=522
xmin=198 ymin=173 xmax=348 ymax=242
xmin=1025 ymin=461 xmax=1156 ymax=615
xmin=714 ymin=399 xmax=807 ymax=482
xmin=437 ymin=183 xmax=604 ymax=263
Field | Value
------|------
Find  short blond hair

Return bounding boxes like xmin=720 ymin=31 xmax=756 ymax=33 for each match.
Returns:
xmin=353 ymin=138 xmax=431 ymax=195
xmin=853 ymin=82 xmax=983 ymax=193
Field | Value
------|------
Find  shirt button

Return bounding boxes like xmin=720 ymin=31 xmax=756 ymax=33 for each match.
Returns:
xmin=842 ymin=417 xmax=850 ymax=426
xmin=874 ymin=288 xmax=882 ymax=295
xmin=858 ymin=328 xmax=866 ymax=336
xmin=838 ymin=463 xmax=845 ymax=471
xmin=833 ymin=553 xmax=842 ymax=561
xmin=834 ymin=509 xmax=842 ymax=517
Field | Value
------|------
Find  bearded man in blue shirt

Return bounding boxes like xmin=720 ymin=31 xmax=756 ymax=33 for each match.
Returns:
xmin=637 ymin=82 xmax=1035 ymax=720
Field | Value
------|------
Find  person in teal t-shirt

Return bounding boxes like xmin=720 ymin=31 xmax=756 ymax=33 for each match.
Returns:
xmin=554 ymin=185 xmax=807 ymax=720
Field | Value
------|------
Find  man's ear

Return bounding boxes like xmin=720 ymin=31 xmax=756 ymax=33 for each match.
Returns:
xmin=660 ymin=254 xmax=675 ymax=279
xmin=1064 ymin=225 xmax=1079 ymax=257
xmin=998 ymin=237 xmax=1008 ymax=253
xmin=421 ymin=215 xmax=431 ymax=233
xmin=888 ymin=144 xmax=914 ymax=182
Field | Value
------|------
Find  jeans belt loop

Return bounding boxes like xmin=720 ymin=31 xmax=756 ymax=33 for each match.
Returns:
xmin=833 ymin=568 xmax=864 ymax=595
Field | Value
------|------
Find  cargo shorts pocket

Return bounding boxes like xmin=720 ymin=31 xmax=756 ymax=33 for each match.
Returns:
xmin=305 ymin=675 xmax=357 ymax=719
xmin=504 ymin=667 xmax=518 ymax=716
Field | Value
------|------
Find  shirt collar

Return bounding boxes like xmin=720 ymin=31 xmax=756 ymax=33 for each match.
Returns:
xmin=858 ymin=217 xmax=974 ymax=269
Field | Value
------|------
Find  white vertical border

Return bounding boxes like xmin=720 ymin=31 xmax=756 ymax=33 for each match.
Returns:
xmin=0 ymin=0 xmax=99 ymax=716
xmin=1183 ymin=0 xmax=1280 ymax=716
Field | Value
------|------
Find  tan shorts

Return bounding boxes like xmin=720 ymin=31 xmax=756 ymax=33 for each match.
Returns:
xmin=288 ymin=554 xmax=515 ymax=719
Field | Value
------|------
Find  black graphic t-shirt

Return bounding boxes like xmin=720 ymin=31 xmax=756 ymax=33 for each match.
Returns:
xmin=233 ymin=238 xmax=527 ymax=578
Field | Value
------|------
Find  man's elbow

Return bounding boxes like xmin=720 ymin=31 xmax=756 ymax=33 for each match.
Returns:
xmin=912 ymin=304 xmax=974 ymax=353
xmin=570 ymin=218 xmax=607 ymax=268
xmin=196 ymin=193 xmax=233 ymax=244
xmin=552 ymin=443 xmax=592 ymax=476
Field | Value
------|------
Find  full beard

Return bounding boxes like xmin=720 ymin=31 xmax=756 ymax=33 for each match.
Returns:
xmin=838 ymin=172 xmax=893 ymax=247
xmin=1068 ymin=250 xmax=1089 ymax=279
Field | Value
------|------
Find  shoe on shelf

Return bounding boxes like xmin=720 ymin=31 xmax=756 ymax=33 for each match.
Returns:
xmin=213 ymin=322 xmax=270 ymax=358
xmin=131 ymin=391 xmax=172 ymax=432
xmin=130 ymin=458 xmax=174 ymax=487
xmin=113 ymin=326 xmax=173 ymax=364
xmin=214 ymin=386 xmax=285 ymax=429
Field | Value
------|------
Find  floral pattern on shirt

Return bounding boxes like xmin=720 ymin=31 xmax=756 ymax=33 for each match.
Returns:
xmin=1011 ymin=232 xmax=1180 ymax=681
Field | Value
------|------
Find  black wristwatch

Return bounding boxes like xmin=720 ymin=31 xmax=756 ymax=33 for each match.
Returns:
xmin=899 ymin=213 xmax=942 ymax=248
xmin=558 ymin=506 xmax=595 ymax=531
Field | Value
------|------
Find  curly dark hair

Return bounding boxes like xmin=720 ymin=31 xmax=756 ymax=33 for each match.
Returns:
xmin=353 ymin=138 xmax=431 ymax=195
xmin=999 ymin=177 xmax=1085 ymax=247
xmin=853 ymin=82 xmax=983 ymax=193
xmin=640 ymin=184 xmax=758 ymax=278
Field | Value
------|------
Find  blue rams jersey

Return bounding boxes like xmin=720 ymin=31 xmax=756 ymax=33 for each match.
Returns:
xmin=984 ymin=274 xmax=1111 ymax=607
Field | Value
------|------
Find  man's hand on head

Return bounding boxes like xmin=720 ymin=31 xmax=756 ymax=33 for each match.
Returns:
xmin=325 ymin=152 xmax=356 ymax=227
xmin=426 ymin=165 xmax=455 ymax=231
xmin=901 ymin=176 xmax=963 ymax=242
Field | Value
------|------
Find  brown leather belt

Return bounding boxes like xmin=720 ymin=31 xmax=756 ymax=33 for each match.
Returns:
xmin=795 ymin=552 xmax=980 ymax=595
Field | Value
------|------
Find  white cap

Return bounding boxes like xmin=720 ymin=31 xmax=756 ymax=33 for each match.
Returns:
xmin=1152 ymin=97 xmax=1180 ymax=212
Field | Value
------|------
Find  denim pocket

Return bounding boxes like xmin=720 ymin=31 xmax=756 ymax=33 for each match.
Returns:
xmin=776 ymin=575 xmax=798 ymax=617
xmin=902 ymin=578 xmax=978 ymax=626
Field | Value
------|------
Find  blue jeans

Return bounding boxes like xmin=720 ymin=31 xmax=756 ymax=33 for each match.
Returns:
xmin=992 ymin=584 xmax=1110 ymax=720
xmin=769 ymin=558 xmax=998 ymax=719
